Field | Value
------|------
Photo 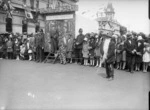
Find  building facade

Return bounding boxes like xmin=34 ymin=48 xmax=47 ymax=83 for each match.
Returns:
xmin=0 ymin=0 xmax=78 ymax=52
xmin=0 ymin=0 xmax=47 ymax=34
xmin=96 ymin=3 xmax=121 ymax=35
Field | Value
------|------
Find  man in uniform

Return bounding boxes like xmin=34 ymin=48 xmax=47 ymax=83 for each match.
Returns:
xmin=34 ymin=30 xmax=44 ymax=62
xmin=75 ymin=28 xmax=85 ymax=64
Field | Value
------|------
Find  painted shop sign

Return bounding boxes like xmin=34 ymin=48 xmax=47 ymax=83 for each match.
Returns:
xmin=40 ymin=5 xmax=78 ymax=14
xmin=46 ymin=14 xmax=73 ymax=20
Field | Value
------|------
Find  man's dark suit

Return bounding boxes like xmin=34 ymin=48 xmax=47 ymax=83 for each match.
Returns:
xmin=124 ymin=39 xmax=136 ymax=72
xmin=75 ymin=34 xmax=84 ymax=64
xmin=34 ymin=33 xmax=44 ymax=62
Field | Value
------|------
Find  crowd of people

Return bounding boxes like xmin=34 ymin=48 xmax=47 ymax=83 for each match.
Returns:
xmin=0 ymin=28 xmax=150 ymax=74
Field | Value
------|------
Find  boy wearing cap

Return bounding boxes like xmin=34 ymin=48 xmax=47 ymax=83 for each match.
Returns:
xmin=82 ymin=37 xmax=89 ymax=66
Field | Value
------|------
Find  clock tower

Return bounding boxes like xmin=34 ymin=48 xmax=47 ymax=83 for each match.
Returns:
xmin=104 ymin=3 xmax=115 ymax=20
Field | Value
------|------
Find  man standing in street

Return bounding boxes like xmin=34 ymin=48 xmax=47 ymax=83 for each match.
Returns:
xmin=34 ymin=29 xmax=44 ymax=62
xmin=124 ymin=33 xmax=136 ymax=73
xmin=105 ymin=34 xmax=116 ymax=80
xmin=75 ymin=28 xmax=85 ymax=64
xmin=40 ymin=29 xmax=45 ymax=62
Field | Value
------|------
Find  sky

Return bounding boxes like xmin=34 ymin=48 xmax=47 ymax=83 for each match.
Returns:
xmin=75 ymin=0 xmax=149 ymax=35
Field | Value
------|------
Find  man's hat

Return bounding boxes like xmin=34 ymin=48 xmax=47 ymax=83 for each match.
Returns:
xmin=79 ymin=28 xmax=83 ymax=32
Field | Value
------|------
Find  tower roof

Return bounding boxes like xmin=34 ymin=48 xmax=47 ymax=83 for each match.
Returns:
xmin=104 ymin=3 xmax=115 ymax=13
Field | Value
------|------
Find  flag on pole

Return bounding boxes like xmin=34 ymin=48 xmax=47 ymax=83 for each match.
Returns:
xmin=25 ymin=10 xmax=33 ymax=19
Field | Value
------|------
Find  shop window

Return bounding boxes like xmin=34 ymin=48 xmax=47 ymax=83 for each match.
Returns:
xmin=6 ymin=18 xmax=12 ymax=33
xmin=22 ymin=19 xmax=28 ymax=33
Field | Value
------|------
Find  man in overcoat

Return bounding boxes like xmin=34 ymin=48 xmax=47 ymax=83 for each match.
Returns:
xmin=34 ymin=30 xmax=44 ymax=62
xmin=124 ymin=33 xmax=136 ymax=73
xmin=74 ymin=28 xmax=85 ymax=64
xmin=105 ymin=34 xmax=116 ymax=80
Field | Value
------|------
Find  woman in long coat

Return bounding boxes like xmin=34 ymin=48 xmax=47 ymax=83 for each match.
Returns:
xmin=116 ymin=36 xmax=123 ymax=69
xmin=66 ymin=34 xmax=74 ymax=63
xmin=94 ymin=34 xmax=102 ymax=67
xmin=135 ymin=36 xmax=144 ymax=71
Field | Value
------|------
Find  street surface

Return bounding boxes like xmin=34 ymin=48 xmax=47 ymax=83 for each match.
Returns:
xmin=0 ymin=59 xmax=149 ymax=110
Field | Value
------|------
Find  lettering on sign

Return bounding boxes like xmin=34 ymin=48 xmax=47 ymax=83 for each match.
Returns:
xmin=46 ymin=14 xmax=73 ymax=20
xmin=40 ymin=5 xmax=78 ymax=14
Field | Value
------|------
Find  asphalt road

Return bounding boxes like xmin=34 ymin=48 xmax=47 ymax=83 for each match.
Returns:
xmin=0 ymin=59 xmax=149 ymax=110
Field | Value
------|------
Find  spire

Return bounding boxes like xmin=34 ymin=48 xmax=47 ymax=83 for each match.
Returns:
xmin=105 ymin=2 xmax=114 ymax=13
xmin=104 ymin=2 xmax=115 ymax=19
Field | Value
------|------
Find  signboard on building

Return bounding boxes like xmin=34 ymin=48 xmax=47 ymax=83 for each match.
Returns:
xmin=46 ymin=14 xmax=73 ymax=20
xmin=40 ymin=3 xmax=78 ymax=14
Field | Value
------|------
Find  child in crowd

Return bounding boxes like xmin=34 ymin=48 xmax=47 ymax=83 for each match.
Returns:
xmin=143 ymin=41 xmax=150 ymax=72
xmin=20 ymin=43 xmax=26 ymax=60
xmin=27 ymin=37 xmax=33 ymax=61
xmin=82 ymin=37 xmax=89 ymax=66
xmin=88 ymin=34 xmax=95 ymax=66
